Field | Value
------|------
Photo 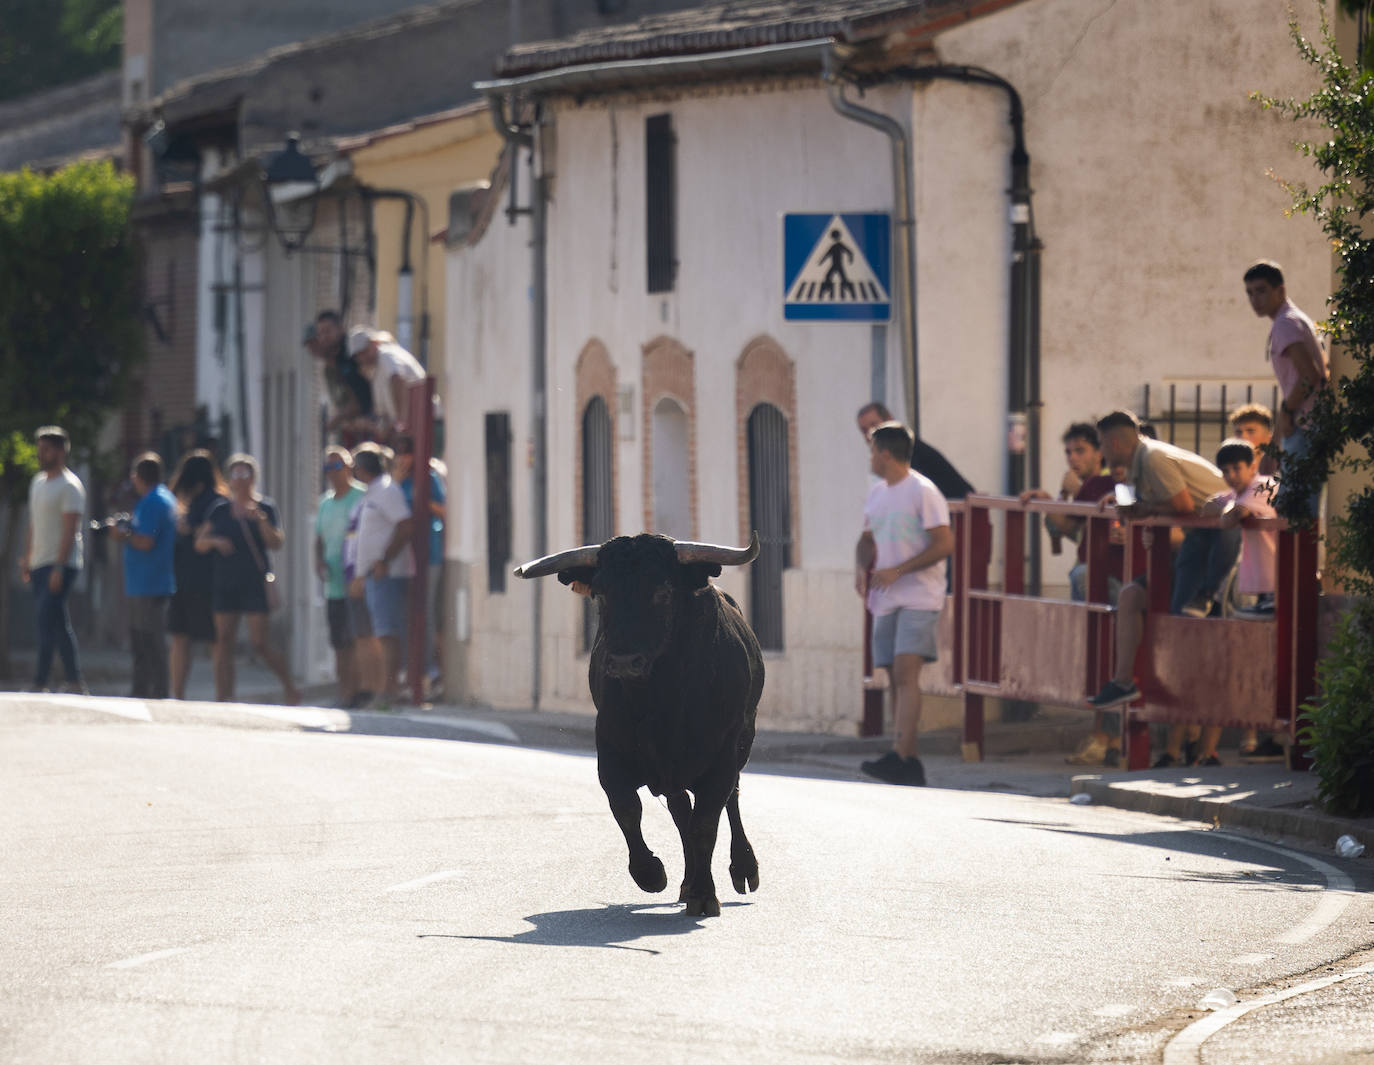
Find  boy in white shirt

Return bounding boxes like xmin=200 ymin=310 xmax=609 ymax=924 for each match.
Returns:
xmin=854 ymin=422 xmax=954 ymax=786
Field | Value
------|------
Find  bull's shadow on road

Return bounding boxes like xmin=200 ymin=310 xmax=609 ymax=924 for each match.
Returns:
xmin=421 ymin=901 xmax=746 ymax=955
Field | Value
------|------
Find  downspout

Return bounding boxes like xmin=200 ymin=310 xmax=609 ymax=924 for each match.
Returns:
xmin=823 ymin=50 xmax=919 ymax=435
xmin=485 ymin=93 xmax=548 ymax=712
xmin=362 ymin=188 xmax=431 ymax=365
xmin=859 ymin=63 xmax=1044 ymax=591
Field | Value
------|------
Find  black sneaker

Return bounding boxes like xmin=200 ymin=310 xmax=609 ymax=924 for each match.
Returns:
xmin=1103 ymin=747 xmax=1122 ymax=768
xmin=1247 ymin=737 xmax=1286 ymax=761
xmin=861 ymin=752 xmax=926 ymax=786
xmin=860 ymin=750 xmax=903 ymax=781
xmin=1153 ymin=752 xmax=1178 ymax=769
xmin=1197 ymin=755 xmax=1222 ymax=767
xmin=1088 ymin=680 xmax=1140 ymax=708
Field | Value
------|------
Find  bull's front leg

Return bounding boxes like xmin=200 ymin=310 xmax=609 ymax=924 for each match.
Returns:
xmin=664 ymin=790 xmax=694 ymax=901
xmin=598 ymin=758 xmax=667 ymax=894
xmin=682 ymin=764 xmax=738 ymax=917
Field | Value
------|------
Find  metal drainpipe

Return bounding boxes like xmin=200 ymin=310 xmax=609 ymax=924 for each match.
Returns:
xmin=823 ymin=52 xmax=919 ymax=435
xmin=865 ymin=63 xmax=1044 ymax=591
xmin=485 ymin=94 xmax=548 ymax=712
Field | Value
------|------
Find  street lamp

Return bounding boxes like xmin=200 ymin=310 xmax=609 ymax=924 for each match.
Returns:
xmin=261 ymin=133 xmax=318 ymax=252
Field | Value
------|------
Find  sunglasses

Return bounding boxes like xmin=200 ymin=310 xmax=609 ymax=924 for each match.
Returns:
xmin=323 ymin=461 xmax=345 ymax=472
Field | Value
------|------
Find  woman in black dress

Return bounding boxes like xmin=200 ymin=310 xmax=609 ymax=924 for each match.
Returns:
xmin=168 ymin=450 xmax=225 ymax=700
xmin=196 ymin=453 xmax=300 ymax=704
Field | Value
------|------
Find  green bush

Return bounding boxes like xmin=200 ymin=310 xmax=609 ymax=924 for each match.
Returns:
xmin=1300 ymin=601 xmax=1374 ymax=817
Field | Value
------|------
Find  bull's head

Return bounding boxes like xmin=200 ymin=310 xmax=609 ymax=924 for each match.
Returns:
xmin=514 ymin=532 xmax=759 ymax=680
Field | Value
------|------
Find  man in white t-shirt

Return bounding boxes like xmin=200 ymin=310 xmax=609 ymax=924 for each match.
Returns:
xmin=348 ymin=443 xmax=415 ymax=706
xmin=20 ymin=425 xmax=88 ymax=694
xmin=854 ymin=421 xmax=954 ymax=786
xmin=349 ymin=327 xmax=426 ymax=440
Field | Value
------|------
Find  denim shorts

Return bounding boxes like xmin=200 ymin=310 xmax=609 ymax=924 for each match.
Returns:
xmin=364 ymin=576 xmax=408 ymax=639
xmin=872 ymin=607 xmax=940 ymax=666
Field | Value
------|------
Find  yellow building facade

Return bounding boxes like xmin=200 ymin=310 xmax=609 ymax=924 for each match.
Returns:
xmin=342 ymin=102 xmax=503 ymax=401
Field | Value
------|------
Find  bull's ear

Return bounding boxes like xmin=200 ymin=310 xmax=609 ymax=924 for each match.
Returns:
xmin=557 ymin=567 xmax=597 ymax=587
xmin=679 ymin=562 xmax=721 ymax=588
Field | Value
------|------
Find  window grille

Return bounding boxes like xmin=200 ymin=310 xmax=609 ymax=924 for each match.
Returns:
xmin=645 ymin=114 xmax=677 ymax=293
xmin=747 ymin=403 xmax=791 ymax=651
xmin=581 ymin=396 xmax=614 ymax=651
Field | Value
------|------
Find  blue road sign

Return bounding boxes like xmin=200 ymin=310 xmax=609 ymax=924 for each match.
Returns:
xmin=783 ymin=212 xmax=891 ymax=322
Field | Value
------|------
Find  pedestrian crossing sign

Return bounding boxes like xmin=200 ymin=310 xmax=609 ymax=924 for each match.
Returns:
xmin=783 ymin=212 xmax=891 ymax=321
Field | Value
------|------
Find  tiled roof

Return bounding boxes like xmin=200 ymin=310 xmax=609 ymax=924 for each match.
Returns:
xmin=496 ymin=0 xmax=997 ymax=77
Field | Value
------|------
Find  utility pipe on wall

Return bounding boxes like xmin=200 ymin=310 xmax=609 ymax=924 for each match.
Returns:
xmin=823 ymin=51 xmax=919 ymax=436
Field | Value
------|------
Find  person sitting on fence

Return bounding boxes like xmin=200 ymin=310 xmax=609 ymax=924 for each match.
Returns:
xmin=1022 ymin=422 xmax=1128 ymax=766
xmin=1204 ymin=437 xmax=1285 ymax=761
xmin=1229 ymin=402 xmax=1277 ymax=478
xmin=1020 ymin=421 xmax=1125 ymax=605
xmin=1087 ymin=410 xmax=1236 ymax=717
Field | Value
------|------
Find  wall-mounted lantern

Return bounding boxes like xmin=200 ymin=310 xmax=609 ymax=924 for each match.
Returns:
xmin=261 ymin=133 xmax=318 ymax=253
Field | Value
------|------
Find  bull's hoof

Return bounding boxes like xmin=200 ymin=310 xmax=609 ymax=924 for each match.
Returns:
xmin=684 ymin=895 xmax=721 ymax=918
xmin=730 ymin=863 xmax=760 ymax=894
xmin=629 ymin=855 xmax=668 ymax=893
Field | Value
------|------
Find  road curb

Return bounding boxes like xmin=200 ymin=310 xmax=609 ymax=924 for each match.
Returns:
xmin=1071 ymin=776 xmax=1374 ymax=854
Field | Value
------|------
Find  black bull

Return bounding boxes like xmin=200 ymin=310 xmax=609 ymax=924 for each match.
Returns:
xmin=515 ymin=532 xmax=765 ymax=917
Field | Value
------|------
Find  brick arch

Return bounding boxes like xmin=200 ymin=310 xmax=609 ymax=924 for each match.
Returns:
xmin=574 ymin=338 xmax=619 ymax=544
xmin=736 ymin=335 xmax=801 ymax=564
xmin=641 ymin=335 xmax=697 ymax=537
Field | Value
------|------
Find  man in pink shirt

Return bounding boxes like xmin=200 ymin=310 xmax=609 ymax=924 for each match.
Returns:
xmin=1243 ymin=260 xmax=1330 ymax=516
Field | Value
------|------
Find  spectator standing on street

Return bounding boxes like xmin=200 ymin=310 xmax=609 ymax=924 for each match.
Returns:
xmin=854 ymin=422 xmax=954 ymax=787
xmin=349 ymin=443 xmax=415 ymax=706
xmin=315 ymin=447 xmax=367 ymax=708
xmin=393 ymin=433 xmax=446 ymax=695
xmin=167 ymin=450 xmax=226 ymax=700
xmin=21 ymin=426 xmax=88 ymax=694
xmin=305 ymin=310 xmax=373 ymax=445
xmin=856 ymin=402 xmax=974 ymax=502
xmin=349 ymin=327 xmax=425 ymax=443
xmin=197 ymin=454 xmax=299 ymax=705
xmin=111 ymin=453 xmax=177 ymax=699
xmin=1243 ymin=261 xmax=1330 ymax=517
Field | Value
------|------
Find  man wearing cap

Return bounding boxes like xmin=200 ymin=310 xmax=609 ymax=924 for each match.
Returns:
xmin=348 ymin=326 xmax=426 ymax=441
xmin=20 ymin=426 xmax=89 ymax=694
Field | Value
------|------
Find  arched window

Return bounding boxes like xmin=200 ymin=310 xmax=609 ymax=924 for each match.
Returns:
xmin=747 ymin=403 xmax=791 ymax=650
xmin=652 ymin=396 xmax=691 ymax=539
xmin=581 ymin=395 xmax=614 ymax=651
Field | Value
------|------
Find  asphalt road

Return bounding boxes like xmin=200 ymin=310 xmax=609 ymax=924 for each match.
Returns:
xmin=2 ymin=694 xmax=1371 ymax=1065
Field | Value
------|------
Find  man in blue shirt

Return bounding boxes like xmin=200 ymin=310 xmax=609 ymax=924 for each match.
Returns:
xmin=113 ymin=453 xmax=178 ymax=698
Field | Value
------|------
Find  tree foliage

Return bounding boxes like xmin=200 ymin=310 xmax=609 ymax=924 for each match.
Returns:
xmin=1254 ymin=6 xmax=1374 ymax=598
xmin=0 ymin=161 xmax=143 ymax=490
xmin=0 ymin=0 xmax=121 ymax=102
xmin=1256 ymin=3 xmax=1374 ymax=817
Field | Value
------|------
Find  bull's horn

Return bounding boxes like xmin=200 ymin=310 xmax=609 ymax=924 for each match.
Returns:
xmin=674 ymin=531 xmax=760 ymax=567
xmin=513 ymin=544 xmax=602 ymax=579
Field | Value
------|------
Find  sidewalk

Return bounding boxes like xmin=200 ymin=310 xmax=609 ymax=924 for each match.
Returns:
xmin=8 ymin=647 xmax=1372 ymax=859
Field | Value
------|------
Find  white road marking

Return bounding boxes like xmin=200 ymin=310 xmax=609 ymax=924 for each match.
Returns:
xmin=24 ymin=694 xmax=153 ymax=722
xmin=1212 ymin=831 xmax=1357 ymax=945
xmin=1162 ymin=961 xmax=1374 ymax=1065
xmin=223 ymin=704 xmax=350 ymax=730
xmin=399 ymin=714 xmax=519 ymax=742
xmin=105 ymin=947 xmax=190 ymax=969
xmin=1092 ymin=1004 xmax=1135 ymax=1018
xmin=385 ymin=869 xmax=463 ymax=893
xmin=419 ymin=767 xmax=465 ymax=781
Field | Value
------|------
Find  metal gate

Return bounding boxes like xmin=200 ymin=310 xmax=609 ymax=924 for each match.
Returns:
xmin=582 ymin=395 xmax=614 ymax=651
xmin=747 ymin=403 xmax=791 ymax=651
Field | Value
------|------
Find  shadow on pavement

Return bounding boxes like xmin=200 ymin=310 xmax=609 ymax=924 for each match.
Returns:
xmin=418 ymin=900 xmax=739 ymax=954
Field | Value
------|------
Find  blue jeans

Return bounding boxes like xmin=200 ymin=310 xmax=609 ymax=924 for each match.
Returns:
xmin=1170 ymin=527 xmax=1242 ymax=615
xmin=1276 ymin=427 xmax=1323 ymax=519
xmin=30 ymin=565 xmax=82 ymax=689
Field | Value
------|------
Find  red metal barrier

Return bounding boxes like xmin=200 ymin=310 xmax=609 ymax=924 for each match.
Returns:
xmin=406 ymin=377 xmax=436 ymax=707
xmin=945 ymin=494 xmax=1317 ymax=767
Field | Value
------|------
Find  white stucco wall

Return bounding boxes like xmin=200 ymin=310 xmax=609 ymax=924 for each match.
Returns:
xmin=446 ymin=0 xmax=1332 ymax=731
